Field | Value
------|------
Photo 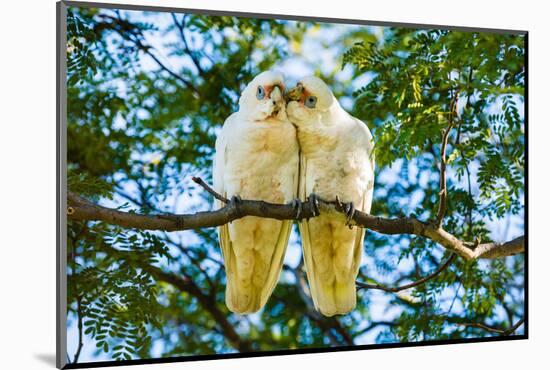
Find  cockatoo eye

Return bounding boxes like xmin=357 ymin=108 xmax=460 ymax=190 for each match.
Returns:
xmin=256 ymin=86 xmax=265 ymax=100
xmin=305 ymin=95 xmax=317 ymax=108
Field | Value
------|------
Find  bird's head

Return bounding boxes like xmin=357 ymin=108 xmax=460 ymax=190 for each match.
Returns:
xmin=238 ymin=70 xmax=287 ymax=121
xmin=285 ymin=76 xmax=336 ymax=125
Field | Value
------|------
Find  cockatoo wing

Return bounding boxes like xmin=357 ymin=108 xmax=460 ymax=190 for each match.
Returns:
xmin=212 ymin=114 xmax=233 ymax=296
xmin=213 ymin=113 xmax=297 ymax=314
xmin=299 ymin=119 xmax=374 ymax=317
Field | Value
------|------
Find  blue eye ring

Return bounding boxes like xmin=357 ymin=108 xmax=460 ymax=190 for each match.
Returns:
xmin=305 ymin=95 xmax=317 ymax=108
xmin=256 ymin=86 xmax=265 ymax=100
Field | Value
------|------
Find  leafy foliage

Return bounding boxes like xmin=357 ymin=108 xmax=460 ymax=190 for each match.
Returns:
xmin=343 ymin=30 xmax=525 ymax=218
xmin=345 ymin=29 xmax=525 ymax=341
xmin=68 ymin=221 xmax=171 ymax=360
xmin=65 ymin=6 xmax=525 ymax=364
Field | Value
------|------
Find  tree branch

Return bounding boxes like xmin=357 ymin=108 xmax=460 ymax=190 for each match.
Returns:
xmin=284 ymin=263 xmax=354 ymax=345
xmin=93 ymin=241 xmax=251 ymax=351
xmin=72 ymin=295 xmax=84 ymax=363
xmin=435 ymin=91 xmax=459 ymax=227
xmin=97 ymin=13 xmax=200 ymax=96
xmin=455 ymin=317 xmax=524 ymax=336
xmin=139 ymin=263 xmax=252 ymax=352
xmin=192 ymin=176 xmax=228 ymax=203
xmin=67 ymin=190 xmax=317 ymax=230
xmin=355 ymin=321 xmax=395 ymax=337
xmin=356 ymin=254 xmax=456 ymax=293
xmin=171 ymin=13 xmax=205 ymax=76
xmin=67 ymin=178 xmax=524 ymax=261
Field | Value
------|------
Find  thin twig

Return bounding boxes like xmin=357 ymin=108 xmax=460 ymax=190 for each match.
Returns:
xmin=192 ymin=176 xmax=228 ymax=203
xmin=99 ymin=12 xmax=200 ymax=96
xmin=456 ymin=317 xmax=524 ymax=336
xmin=455 ymin=66 xmax=473 ymax=145
xmin=161 ymin=232 xmax=218 ymax=297
xmin=141 ymin=47 xmax=200 ymax=96
xmin=356 ymin=254 xmax=456 ymax=293
xmin=435 ymin=91 xmax=459 ymax=227
xmin=355 ymin=321 xmax=396 ymax=337
xmin=446 ymin=277 xmax=463 ymax=314
xmin=171 ymin=13 xmax=205 ymax=75
xmin=72 ymin=296 xmax=84 ymax=363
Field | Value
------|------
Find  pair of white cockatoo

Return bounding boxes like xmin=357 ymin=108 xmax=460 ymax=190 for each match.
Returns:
xmin=213 ymin=71 xmax=375 ymax=317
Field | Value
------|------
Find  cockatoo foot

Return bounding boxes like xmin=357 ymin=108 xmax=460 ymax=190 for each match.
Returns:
xmin=230 ymin=195 xmax=242 ymax=204
xmin=290 ymin=198 xmax=302 ymax=219
xmin=344 ymin=202 xmax=355 ymax=228
xmin=228 ymin=195 xmax=242 ymax=223
xmin=229 ymin=195 xmax=242 ymax=211
xmin=335 ymin=195 xmax=344 ymax=212
xmin=307 ymin=193 xmax=320 ymax=219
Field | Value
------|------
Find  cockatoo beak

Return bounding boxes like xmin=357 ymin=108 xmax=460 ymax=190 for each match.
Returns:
xmin=285 ymin=83 xmax=304 ymax=102
xmin=270 ymin=85 xmax=283 ymax=116
xmin=270 ymin=85 xmax=283 ymax=103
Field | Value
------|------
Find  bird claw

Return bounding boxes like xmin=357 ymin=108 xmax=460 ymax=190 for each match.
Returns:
xmin=344 ymin=202 xmax=355 ymax=228
xmin=307 ymin=193 xmax=320 ymax=219
xmin=230 ymin=195 xmax=242 ymax=205
xmin=290 ymin=198 xmax=302 ymax=220
xmin=227 ymin=195 xmax=242 ymax=224
xmin=335 ymin=195 xmax=344 ymax=212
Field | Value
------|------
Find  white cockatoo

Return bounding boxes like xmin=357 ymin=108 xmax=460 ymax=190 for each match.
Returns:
xmin=213 ymin=71 xmax=299 ymax=314
xmin=286 ymin=76 xmax=375 ymax=317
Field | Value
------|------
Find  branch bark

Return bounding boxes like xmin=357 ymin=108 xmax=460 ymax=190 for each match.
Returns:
xmin=67 ymin=190 xmax=317 ymax=231
xmin=67 ymin=180 xmax=524 ymax=261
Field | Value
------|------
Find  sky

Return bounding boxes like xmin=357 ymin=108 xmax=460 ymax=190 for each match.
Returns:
xmin=66 ymin=5 xmax=524 ymax=363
